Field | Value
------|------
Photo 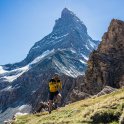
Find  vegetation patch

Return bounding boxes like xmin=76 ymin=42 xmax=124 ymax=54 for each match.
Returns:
xmin=91 ymin=109 xmax=121 ymax=123
xmin=13 ymin=88 xmax=124 ymax=124
xmin=119 ymin=110 xmax=124 ymax=124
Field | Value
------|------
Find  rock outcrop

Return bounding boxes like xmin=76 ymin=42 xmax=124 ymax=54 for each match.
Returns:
xmin=94 ymin=86 xmax=117 ymax=97
xmin=83 ymin=19 xmax=124 ymax=94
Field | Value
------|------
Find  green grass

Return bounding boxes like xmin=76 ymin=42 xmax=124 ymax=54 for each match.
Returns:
xmin=13 ymin=88 xmax=124 ymax=124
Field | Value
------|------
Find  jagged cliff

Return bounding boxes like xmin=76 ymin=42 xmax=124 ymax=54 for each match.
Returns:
xmin=83 ymin=19 xmax=124 ymax=94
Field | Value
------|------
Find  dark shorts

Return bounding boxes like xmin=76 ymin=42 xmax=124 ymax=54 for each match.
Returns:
xmin=49 ymin=91 xmax=59 ymax=100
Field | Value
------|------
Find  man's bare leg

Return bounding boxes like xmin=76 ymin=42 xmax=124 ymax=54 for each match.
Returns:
xmin=48 ymin=100 xmax=52 ymax=114
xmin=56 ymin=93 xmax=62 ymax=106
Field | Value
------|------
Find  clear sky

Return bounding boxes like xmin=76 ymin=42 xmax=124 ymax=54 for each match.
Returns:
xmin=0 ymin=0 xmax=124 ymax=65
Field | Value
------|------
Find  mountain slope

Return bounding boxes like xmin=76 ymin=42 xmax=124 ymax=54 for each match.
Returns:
xmin=0 ymin=8 xmax=99 ymax=123
xmin=13 ymin=88 xmax=124 ymax=124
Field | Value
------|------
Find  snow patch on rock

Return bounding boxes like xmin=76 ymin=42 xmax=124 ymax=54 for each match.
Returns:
xmin=0 ymin=50 xmax=55 ymax=83
xmin=54 ymin=60 xmax=84 ymax=78
xmin=0 ymin=66 xmax=7 ymax=74
xmin=81 ymin=54 xmax=89 ymax=61
xmin=30 ymin=49 xmax=54 ymax=65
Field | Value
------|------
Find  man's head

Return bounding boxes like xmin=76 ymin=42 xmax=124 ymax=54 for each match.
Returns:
xmin=53 ymin=73 xmax=59 ymax=80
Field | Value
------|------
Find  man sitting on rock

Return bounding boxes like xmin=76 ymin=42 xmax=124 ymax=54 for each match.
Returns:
xmin=48 ymin=73 xmax=62 ymax=114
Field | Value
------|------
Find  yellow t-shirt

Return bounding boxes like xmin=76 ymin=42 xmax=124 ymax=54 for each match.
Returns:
xmin=49 ymin=79 xmax=62 ymax=92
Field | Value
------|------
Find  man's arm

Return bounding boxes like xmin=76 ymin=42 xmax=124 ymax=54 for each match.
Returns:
xmin=49 ymin=79 xmax=53 ymax=91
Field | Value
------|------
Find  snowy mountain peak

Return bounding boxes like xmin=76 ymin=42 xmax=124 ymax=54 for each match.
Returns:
xmin=61 ymin=8 xmax=74 ymax=18
xmin=2 ymin=8 xmax=99 ymax=75
xmin=53 ymin=8 xmax=87 ymax=37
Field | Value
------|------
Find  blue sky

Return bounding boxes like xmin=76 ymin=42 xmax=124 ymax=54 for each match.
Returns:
xmin=0 ymin=0 xmax=124 ymax=65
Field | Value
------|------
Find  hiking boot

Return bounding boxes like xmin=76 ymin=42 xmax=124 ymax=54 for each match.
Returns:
xmin=49 ymin=110 xmax=51 ymax=114
xmin=48 ymin=107 xmax=52 ymax=114
xmin=54 ymin=103 xmax=58 ymax=109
